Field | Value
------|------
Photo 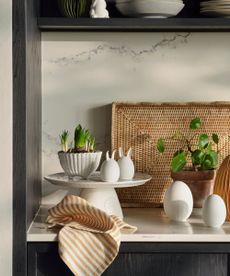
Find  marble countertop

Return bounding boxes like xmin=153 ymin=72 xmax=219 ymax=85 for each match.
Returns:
xmin=27 ymin=206 xmax=230 ymax=242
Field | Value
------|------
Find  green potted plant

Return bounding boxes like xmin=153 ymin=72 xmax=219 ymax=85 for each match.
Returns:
xmin=58 ymin=0 xmax=92 ymax=18
xmin=58 ymin=124 xmax=102 ymax=179
xmin=157 ymin=117 xmax=219 ymax=207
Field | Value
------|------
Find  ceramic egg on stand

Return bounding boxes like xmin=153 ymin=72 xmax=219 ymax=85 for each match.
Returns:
xmin=164 ymin=181 xmax=193 ymax=222
xmin=100 ymin=150 xmax=120 ymax=182
xmin=118 ymin=147 xmax=135 ymax=180
xmin=203 ymin=194 xmax=226 ymax=228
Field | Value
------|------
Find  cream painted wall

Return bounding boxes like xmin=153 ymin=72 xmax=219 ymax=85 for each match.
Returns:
xmin=42 ymin=32 xmax=230 ymax=198
xmin=0 ymin=0 xmax=12 ymax=275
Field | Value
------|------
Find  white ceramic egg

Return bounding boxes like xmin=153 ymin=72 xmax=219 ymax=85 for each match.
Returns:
xmin=118 ymin=147 xmax=135 ymax=180
xmin=164 ymin=181 xmax=193 ymax=222
xmin=100 ymin=150 xmax=120 ymax=182
xmin=202 ymin=194 xmax=226 ymax=228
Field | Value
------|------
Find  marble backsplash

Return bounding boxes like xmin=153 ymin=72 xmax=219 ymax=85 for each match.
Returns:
xmin=42 ymin=32 xmax=230 ymax=198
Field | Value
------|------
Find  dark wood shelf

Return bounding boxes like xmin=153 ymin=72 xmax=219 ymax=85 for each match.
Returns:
xmin=38 ymin=17 xmax=230 ymax=31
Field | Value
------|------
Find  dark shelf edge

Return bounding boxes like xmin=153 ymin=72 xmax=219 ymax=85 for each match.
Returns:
xmin=38 ymin=17 xmax=230 ymax=31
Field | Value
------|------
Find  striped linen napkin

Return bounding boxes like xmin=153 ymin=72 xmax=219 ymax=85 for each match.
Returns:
xmin=47 ymin=195 xmax=137 ymax=276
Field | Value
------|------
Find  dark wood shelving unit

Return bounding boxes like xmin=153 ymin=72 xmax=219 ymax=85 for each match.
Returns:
xmin=38 ymin=0 xmax=230 ymax=32
xmin=38 ymin=17 xmax=230 ymax=31
xmin=13 ymin=0 xmax=230 ymax=275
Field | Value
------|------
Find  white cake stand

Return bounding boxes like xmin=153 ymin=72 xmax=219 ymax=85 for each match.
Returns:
xmin=45 ymin=172 xmax=151 ymax=218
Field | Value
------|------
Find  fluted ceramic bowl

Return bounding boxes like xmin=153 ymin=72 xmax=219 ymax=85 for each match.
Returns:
xmin=58 ymin=151 xmax=102 ymax=179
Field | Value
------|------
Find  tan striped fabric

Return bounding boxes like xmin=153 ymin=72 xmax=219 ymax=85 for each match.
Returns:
xmin=47 ymin=195 xmax=137 ymax=276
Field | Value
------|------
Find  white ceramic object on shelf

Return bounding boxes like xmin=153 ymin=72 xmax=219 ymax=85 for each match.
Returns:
xmin=116 ymin=0 xmax=184 ymax=18
xmin=44 ymin=172 xmax=152 ymax=218
xmin=80 ymin=188 xmax=123 ymax=217
xmin=44 ymin=172 xmax=152 ymax=188
xmin=100 ymin=150 xmax=120 ymax=182
xmin=118 ymin=147 xmax=135 ymax=180
xmin=58 ymin=151 xmax=102 ymax=179
xmin=163 ymin=181 xmax=193 ymax=222
xmin=90 ymin=0 xmax=109 ymax=18
xmin=203 ymin=194 xmax=226 ymax=228
xmin=200 ymin=0 xmax=230 ymax=16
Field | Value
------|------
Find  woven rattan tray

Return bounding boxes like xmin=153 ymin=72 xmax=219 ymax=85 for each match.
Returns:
xmin=112 ymin=102 xmax=230 ymax=207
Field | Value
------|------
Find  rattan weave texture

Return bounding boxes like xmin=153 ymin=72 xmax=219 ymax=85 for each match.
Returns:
xmin=112 ymin=102 xmax=230 ymax=207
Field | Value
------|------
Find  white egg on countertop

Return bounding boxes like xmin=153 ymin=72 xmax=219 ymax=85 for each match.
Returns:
xmin=203 ymin=194 xmax=226 ymax=228
xmin=163 ymin=181 xmax=193 ymax=222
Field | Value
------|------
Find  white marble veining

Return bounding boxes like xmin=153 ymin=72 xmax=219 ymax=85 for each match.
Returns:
xmin=28 ymin=206 xmax=230 ymax=242
xmin=42 ymin=32 xmax=230 ymax=200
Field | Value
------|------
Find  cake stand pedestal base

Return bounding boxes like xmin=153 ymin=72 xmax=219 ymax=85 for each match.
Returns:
xmin=80 ymin=187 xmax=123 ymax=218
xmin=45 ymin=172 xmax=152 ymax=219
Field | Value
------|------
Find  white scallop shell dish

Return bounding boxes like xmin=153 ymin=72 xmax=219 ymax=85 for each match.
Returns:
xmin=163 ymin=181 xmax=193 ymax=222
xmin=203 ymin=194 xmax=226 ymax=228
xmin=58 ymin=151 xmax=102 ymax=179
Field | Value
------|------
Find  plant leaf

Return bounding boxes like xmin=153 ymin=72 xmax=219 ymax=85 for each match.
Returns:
xmin=198 ymin=134 xmax=209 ymax=149
xmin=191 ymin=149 xmax=205 ymax=166
xmin=190 ymin=117 xmax=201 ymax=130
xmin=202 ymin=151 xmax=218 ymax=170
xmin=171 ymin=151 xmax=187 ymax=172
xmin=60 ymin=130 xmax=69 ymax=144
xmin=206 ymin=143 xmax=213 ymax=153
xmin=209 ymin=150 xmax=218 ymax=167
xmin=88 ymin=135 xmax=95 ymax=151
xmin=212 ymin=133 xmax=219 ymax=144
xmin=157 ymin=138 xmax=165 ymax=153
xmin=202 ymin=158 xmax=212 ymax=170
xmin=59 ymin=130 xmax=70 ymax=152
xmin=74 ymin=124 xmax=87 ymax=149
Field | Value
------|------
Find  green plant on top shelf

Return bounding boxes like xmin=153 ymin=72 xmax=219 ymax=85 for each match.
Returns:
xmin=156 ymin=117 xmax=220 ymax=172
xmin=58 ymin=0 xmax=92 ymax=18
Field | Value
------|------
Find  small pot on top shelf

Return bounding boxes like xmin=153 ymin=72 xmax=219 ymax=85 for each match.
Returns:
xmin=157 ymin=117 xmax=219 ymax=208
xmin=58 ymin=125 xmax=102 ymax=179
xmin=58 ymin=0 xmax=92 ymax=18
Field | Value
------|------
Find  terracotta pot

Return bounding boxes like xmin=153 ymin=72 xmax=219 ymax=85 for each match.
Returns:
xmin=171 ymin=169 xmax=216 ymax=208
xmin=214 ymin=155 xmax=230 ymax=221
